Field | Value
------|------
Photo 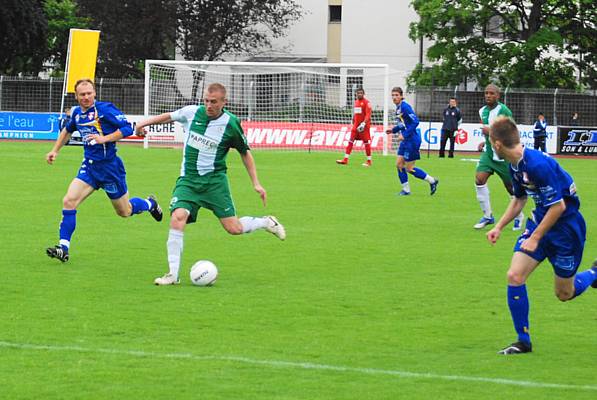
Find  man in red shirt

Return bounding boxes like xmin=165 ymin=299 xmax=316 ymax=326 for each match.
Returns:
xmin=336 ymin=88 xmax=372 ymax=167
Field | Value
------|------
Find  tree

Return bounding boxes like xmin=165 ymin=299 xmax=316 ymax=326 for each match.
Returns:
xmin=0 ymin=0 xmax=47 ymax=75
xmin=43 ymin=0 xmax=90 ymax=75
xmin=409 ymin=0 xmax=596 ymax=89
xmin=176 ymin=0 xmax=303 ymax=61
xmin=76 ymin=0 xmax=177 ymax=78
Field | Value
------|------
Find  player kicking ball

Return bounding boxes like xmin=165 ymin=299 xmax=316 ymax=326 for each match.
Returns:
xmin=45 ymin=79 xmax=162 ymax=262
xmin=135 ymin=83 xmax=286 ymax=285
xmin=336 ymin=87 xmax=373 ymax=167
xmin=386 ymin=87 xmax=438 ymax=196
xmin=486 ymin=117 xmax=597 ymax=355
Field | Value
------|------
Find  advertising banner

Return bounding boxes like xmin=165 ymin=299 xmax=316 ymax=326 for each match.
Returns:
xmin=557 ymin=127 xmax=597 ymax=156
xmin=0 ymin=112 xmax=61 ymax=140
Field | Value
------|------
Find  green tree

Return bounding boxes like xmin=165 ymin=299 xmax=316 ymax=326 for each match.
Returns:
xmin=76 ymin=0 xmax=177 ymax=78
xmin=0 ymin=0 xmax=47 ymax=75
xmin=176 ymin=0 xmax=303 ymax=61
xmin=409 ymin=0 xmax=596 ymax=89
xmin=43 ymin=0 xmax=90 ymax=75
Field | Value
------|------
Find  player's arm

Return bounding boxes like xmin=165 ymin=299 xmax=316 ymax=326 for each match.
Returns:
xmin=487 ymin=195 xmax=527 ymax=245
xmin=46 ymin=127 xmax=72 ymax=164
xmin=135 ymin=112 xmax=174 ymax=136
xmin=520 ymin=200 xmax=565 ymax=252
xmin=240 ymin=150 xmax=266 ymax=207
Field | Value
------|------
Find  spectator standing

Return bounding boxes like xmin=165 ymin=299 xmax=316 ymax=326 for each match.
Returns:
xmin=532 ymin=113 xmax=547 ymax=152
xmin=439 ymin=97 xmax=462 ymax=158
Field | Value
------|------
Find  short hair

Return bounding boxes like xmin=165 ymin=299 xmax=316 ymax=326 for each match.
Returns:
xmin=391 ymin=86 xmax=403 ymax=95
xmin=449 ymin=96 xmax=457 ymax=101
xmin=205 ymin=82 xmax=227 ymax=97
xmin=490 ymin=117 xmax=519 ymax=148
xmin=537 ymin=112 xmax=544 ymax=117
xmin=485 ymin=83 xmax=500 ymax=94
xmin=74 ymin=78 xmax=95 ymax=92
xmin=355 ymin=87 xmax=365 ymax=93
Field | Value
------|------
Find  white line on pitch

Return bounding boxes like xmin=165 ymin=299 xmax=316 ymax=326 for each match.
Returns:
xmin=1 ymin=341 xmax=596 ymax=392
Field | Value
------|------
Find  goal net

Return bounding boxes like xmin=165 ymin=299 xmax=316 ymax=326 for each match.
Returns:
xmin=144 ymin=60 xmax=396 ymax=153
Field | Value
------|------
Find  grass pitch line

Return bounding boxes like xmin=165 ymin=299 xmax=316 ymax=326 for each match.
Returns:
xmin=2 ymin=340 xmax=597 ymax=392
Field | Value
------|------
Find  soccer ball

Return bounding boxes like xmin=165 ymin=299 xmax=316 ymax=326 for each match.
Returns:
xmin=190 ymin=260 xmax=218 ymax=286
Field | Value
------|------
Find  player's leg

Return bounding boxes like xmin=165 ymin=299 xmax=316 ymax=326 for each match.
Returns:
xmin=474 ymin=155 xmax=495 ymax=228
xmin=499 ymin=251 xmax=541 ymax=355
xmin=110 ymin=193 xmax=162 ymax=221
xmin=104 ymin=157 xmax=162 ymax=221
xmin=337 ymin=130 xmax=357 ymax=164
xmin=47 ymin=177 xmax=95 ymax=262
xmin=155 ymin=178 xmax=198 ymax=285
xmin=209 ymin=175 xmax=286 ymax=240
xmin=406 ymin=159 xmax=439 ymax=195
xmin=395 ymin=152 xmax=410 ymax=195
xmin=496 ymin=166 xmax=524 ymax=231
xmin=362 ymin=137 xmax=372 ymax=167
xmin=155 ymin=207 xmax=190 ymax=285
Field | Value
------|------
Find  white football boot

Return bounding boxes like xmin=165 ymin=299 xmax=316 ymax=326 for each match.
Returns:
xmin=265 ymin=216 xmax=286 ymax=240
xmin=154 ymin=273 xmax=180 ymax=286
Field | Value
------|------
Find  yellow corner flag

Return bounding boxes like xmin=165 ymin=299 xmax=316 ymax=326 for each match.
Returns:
xmin=65 ymin=29 xmax=100 ymax=93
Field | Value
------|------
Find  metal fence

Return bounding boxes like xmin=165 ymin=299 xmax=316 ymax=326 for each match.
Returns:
xmin=1 ymin=76 xmax=596 ymax=127
xmin=0 ymin=76 xmax=145 ymax=114
xmin=410 ymin=86 xmax=597 ymax=127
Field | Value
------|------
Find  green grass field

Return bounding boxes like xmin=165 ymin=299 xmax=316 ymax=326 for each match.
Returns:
xmin=1 ymin=141 xmax=595 ymax=399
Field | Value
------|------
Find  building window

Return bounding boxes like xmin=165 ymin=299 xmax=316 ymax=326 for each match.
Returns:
xmin=329 ymin=5 xmax=342 ymax=23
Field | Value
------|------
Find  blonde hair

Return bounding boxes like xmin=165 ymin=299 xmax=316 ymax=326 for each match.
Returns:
xmin=74 ymin=78 xmax=95 ymax=92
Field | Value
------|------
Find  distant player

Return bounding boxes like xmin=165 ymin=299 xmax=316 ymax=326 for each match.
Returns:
xmin=385 ymin=87 xmax=438 ymax=196
xmin=336 ymin=87 xmax=373 ymax=167
xmin=474 ymin=84 xmax=524 ymax=230
xmin=45 ymin=79 xmax=162 ymax=262
xmin=486 ymin=116 xmax=597 ymax=355
xmin=135 ymin=83 xmax=286 ymax=285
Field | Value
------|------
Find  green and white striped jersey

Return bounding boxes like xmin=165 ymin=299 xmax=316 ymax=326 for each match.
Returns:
xmin=479 ymin=102 xmax=513 ymax=161
xmin=170 ymin=105 xmax=249 ymax=177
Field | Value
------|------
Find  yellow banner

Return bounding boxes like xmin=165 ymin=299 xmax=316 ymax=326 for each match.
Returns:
xmin=65 ymin=29 xmax=100 ymax=93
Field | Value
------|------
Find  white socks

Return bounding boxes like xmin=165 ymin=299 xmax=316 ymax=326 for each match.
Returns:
xmin=167 ymin=229 xmax=184 ymax=279
xmin=476 ymin=184 xmax=492 ymax=217
xmin=239 ymin=216 xmax=270 ymax=233
xmin=424 ymin=175 xmax=435 ymax=184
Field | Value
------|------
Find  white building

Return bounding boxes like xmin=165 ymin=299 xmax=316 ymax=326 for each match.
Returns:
xmin=248 ymin=0 xmax=430 ymax=87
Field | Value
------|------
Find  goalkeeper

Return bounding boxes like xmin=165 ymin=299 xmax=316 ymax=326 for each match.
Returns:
xmin=336 ymin=87 xmax=373 ymax=167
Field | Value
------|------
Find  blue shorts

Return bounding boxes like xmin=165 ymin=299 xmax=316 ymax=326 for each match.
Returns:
xmin=76 ymin=156 xmax=128 ymax=199
xmin=514 ymin=212 xmax=586 ymax=278
xmin=397 ymin=139 xmax=421 ymax=162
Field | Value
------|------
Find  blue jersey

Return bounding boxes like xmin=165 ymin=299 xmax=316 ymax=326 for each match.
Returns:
xmin=511 ymin=147 xmax=580 ymax=223
xmin=66 ymin=101 xmax=133 ymax=161
xmin=392 ymin=101 xmax=420 ymax=141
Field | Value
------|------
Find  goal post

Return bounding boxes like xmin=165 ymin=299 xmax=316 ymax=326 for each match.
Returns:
xmin=143 ymin=60 xmax=396 ymax=154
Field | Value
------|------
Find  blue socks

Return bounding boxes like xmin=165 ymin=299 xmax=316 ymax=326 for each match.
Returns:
xmin=59 ymin=209 xmax=77 ymax=251
xmin=507 ymin=285 xmax=531 ymax=344
xmin=573 ymin=268 xmax=597 ymax=297
xmin=397 ymin=168 xmax=408 ymax=184
xmin=408 ymin=167 xmax=428 ymax=180
xmin=129 ymin=197 xmax=152 ymax=215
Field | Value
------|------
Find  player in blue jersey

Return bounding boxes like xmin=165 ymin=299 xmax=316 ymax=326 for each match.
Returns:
xmin=45 ymin=79 xmax=163 ymax=262
xmin=385 ymin=87 xmax=438 ymax=196
xmin=486 ymin=117 xmax=597 ymax=355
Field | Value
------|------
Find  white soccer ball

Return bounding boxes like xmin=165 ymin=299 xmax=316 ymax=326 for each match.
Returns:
xmin=190 ymin=260 xmax=218 ymax=286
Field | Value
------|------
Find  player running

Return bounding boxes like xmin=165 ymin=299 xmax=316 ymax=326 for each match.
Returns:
xmin=486 ymin=117 xmax=597 ymax=355
xmin=45 ymin=79 xmax=162 ymax=262
xmin=336 ymin=87 xmax=373 ymax=167
xmin=386 ymin=87 xmax=438 ymax=196
xmin=474 ymin=84 xmax=524 ymax=230
xmin=135 ymin=83 xmax=286 ymax=285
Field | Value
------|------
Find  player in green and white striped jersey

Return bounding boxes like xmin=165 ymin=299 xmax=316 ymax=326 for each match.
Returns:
xmin=136 ymin=83 xmax=286 ymax=285
xmin=474 ymin=84 xmax=524 ymax=231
